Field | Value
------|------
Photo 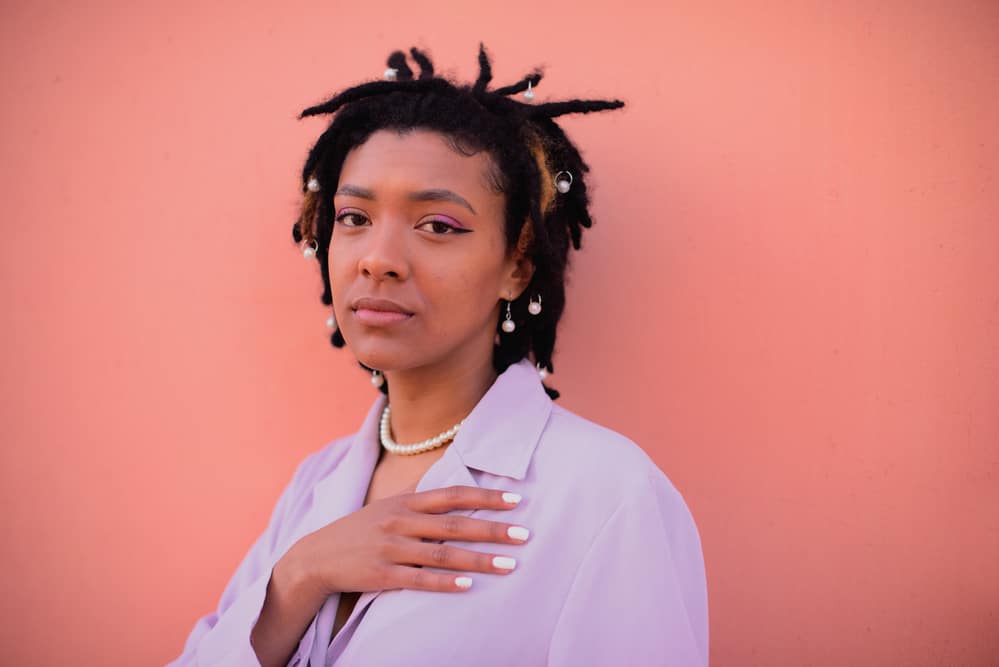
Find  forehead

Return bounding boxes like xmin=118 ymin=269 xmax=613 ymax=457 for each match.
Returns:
xmin=338 ymin=128 xmax=499 ymax=194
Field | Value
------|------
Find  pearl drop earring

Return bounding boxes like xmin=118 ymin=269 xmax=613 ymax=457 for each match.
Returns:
xmin=371 ymin=370 xmax=384 ymax=388
xmin=501 ymin=300 xmax=516 ymax=333
xmin=326 ymin=312 xmax=337 ymax=330
xmin=302 ymin=239 xmax=318 ymax=259
xmin=554 ymin=170 xmax=573 ymax=194
xmin=307 ymin=176 xmax=321 ymax=192
xmin=528 ymin=294 xmax=542 ymax=315
xmin=536 ymin=363 xmax=549 ymax=380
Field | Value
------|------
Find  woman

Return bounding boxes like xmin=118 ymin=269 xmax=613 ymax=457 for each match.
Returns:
xmin=169 ymin=45 xmax=708 ymax=667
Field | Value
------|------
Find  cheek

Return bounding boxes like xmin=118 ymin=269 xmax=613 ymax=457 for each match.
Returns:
xmin=327 ymin=251 xmax=354 ymax=304
xmin=328 ymin=253 xmax=347 ymax=282
xmin=421 ymin=259 xmax=500 ymax=329
xmin=327 ymin=234 xmax=358 ymax=278
xmin=439 ymin=235 xmax=506 ymax=302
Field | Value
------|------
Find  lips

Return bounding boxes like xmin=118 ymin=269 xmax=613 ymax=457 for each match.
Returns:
xmin=350 ymin=296 xmax=415 ymax=326
xmin=351 ymin=297 xmax=414 ymax=314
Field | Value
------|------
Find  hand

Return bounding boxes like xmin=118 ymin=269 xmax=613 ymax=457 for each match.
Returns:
xmin=289 ymin=485 xmax=530 ymax=596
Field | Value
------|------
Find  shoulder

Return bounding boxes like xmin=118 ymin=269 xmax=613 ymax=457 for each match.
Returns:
xmin=259 ymin=432 xmax=358 ymax=546
xmin=290 ymin=433 xmax=356 ymax=489
xmin=541 ymin=403 xmax=680 ymax=492
xmin=530 ymin=403 xmax=690 ymax=526
xmin=271 ymin=432 xmax=356 ymax=512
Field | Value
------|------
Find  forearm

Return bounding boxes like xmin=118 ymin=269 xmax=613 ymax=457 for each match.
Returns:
xmin=250 ymin=545 xmax=328 ymax=667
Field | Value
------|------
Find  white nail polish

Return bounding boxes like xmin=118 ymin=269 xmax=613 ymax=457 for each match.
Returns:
xmin=455 ymin=576 xmax=473 ymax=589
xmin=502 ymin=492 xmax=522 ymax=504
xmin=507 ymin=526 xmax=530 ymax=541
xmin=493 ymin=556 xmax=517 ymax=570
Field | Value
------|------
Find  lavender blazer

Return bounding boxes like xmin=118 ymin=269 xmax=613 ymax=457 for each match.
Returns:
xmin=168 ymin=358 xmax=708 ymax=666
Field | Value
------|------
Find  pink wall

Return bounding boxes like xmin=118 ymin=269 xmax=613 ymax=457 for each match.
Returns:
xmin=2 ymin=1 xmax=996 ymax=665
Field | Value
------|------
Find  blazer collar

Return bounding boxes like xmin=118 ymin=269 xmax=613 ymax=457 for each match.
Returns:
xmin=447 ymin=357 xmax=552 ymax=480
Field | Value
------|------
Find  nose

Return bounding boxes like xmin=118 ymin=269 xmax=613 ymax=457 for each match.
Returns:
xmin=357 ymin=220 xmax=409 ymax=282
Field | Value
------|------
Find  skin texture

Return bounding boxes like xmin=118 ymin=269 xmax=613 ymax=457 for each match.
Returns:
xmin=329 ymin=128 xmax=534 ymax=448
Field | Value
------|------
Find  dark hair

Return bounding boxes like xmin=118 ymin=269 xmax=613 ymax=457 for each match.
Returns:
xmin=292 ymin=44 xmax=624 ymax=399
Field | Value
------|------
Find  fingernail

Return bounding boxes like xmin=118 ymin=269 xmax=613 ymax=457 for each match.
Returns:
xmin=502 ymin=492 xmax=522 ymax=504
xmin=507 ymin=526 xmax=530 ymax=541
xmin=493 ymin=556 xmax=517 ymax=570
xmin=455 ymin=576 xmax=473 ymax=589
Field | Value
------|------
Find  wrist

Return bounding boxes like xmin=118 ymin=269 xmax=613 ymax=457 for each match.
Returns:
xmin=274 ymin=537 xmax=327 ymax=605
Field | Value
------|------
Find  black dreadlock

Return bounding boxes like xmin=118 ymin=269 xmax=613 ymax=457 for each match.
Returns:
xmin=292 ymin=43 xmax=624 ymax=400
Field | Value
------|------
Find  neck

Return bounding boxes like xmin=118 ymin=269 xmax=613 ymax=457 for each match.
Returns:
xmin=381 ymin=345 xmax=498 ymax=455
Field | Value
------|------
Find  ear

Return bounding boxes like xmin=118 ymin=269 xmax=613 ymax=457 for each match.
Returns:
xmin=500 ymin=222 xmax=536 ymax=299
xmin=503 ymin=251 xmax=535 ymax=300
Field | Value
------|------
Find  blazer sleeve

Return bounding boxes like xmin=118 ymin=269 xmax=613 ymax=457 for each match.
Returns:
xmin=166 ymin=453 xmax=322 ymax=667
xmin=547 ymin=469 xmax=709 ymax=667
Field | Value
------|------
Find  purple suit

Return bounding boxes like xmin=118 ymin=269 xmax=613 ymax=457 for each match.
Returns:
xmin=168 ymin=358 xmax=708 ymax=666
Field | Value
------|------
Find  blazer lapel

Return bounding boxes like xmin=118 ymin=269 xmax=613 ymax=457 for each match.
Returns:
xmin=285 ymin=397 xmax=385 ymax=556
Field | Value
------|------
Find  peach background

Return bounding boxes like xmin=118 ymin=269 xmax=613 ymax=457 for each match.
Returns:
xmin=2 ymin=1 xmax=997 ymax=665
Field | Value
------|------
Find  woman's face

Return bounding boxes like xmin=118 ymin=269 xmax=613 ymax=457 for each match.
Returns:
xmin=329 ymin=128 xmax=531 ymax=374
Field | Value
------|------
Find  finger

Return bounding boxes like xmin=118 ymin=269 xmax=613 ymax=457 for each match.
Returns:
xmin=405 ymin=485 xmax=522 ymax=514
xmin=386 ymin=539 xmax=519 ymax=576
xmin=400 ymin=513 xmax=531 ymax=545
xmin=383 ymin=564 xmax=477 ymax=592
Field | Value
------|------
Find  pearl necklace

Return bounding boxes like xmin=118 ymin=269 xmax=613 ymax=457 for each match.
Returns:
xmin=379 ymin=404 xmax=466 ymax=456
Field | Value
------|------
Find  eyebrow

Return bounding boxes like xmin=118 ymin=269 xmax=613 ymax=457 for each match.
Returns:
xmin=335 ymin=184 xmax=477 ymax=215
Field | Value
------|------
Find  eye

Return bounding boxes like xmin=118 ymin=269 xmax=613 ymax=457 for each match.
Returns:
xmin=335 ymin=210 xmax=369 ymax=227
xmin=416 ymin=217 xmax=471 ymax=235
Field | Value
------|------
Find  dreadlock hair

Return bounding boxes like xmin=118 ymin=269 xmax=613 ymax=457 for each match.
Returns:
xmin=291 ymin=43 xmax=624 ymax=400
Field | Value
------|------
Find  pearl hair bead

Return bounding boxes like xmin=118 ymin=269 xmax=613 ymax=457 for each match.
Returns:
xmin=326 ymin=314 xmax=337 ymax=329
xmin=307 ymin=177 xmax=321 ymax=192
xmin=384 ymin=67 xmax=398 ymax=81
xmin=554 ymin=170 xmax=573 ymax=194
xmin=380 ymin=404 xmax=465 ymax=455
xmin=302 ymin=240 xmax=317 ymax=259
xmin=523 ymin=80 xmax=535 ymax=101
xmin=537 ymin=364 xmax=548 ymax=380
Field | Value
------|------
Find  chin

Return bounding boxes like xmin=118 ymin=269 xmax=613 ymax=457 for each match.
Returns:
xmin=346 ymin=336 xmax=424 ymax=373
